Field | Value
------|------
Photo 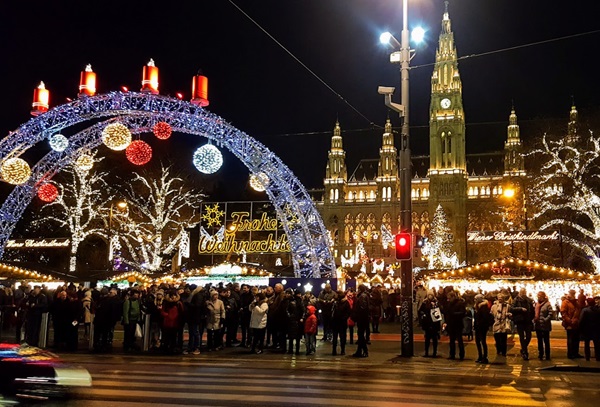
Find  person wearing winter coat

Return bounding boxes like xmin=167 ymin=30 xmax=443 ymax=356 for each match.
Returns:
xmin=285 ymin=289 xmax=305 ymax=355
xmin=473 ymin=294 xmax=492 ymax=363
xmin=418 ymin=293 xmax=442 ymax=357
xmin=578 ymin=296 xmax=600 ymax=361
xmin=186 ymin=285 xmax=207 ymax=355
xmin=81 ymin=290 xmax=93 ymax=341
xmin=534 ymin=291 xmax=553 ymax=360
xmin=511 ymin=288 xmax=534 ymax=360
xmin=443 ymin=291 xmax=466 ymax=360
xmin=122 ymin=289 xmax=142 ymax=352
xmin=239 ymin=284 xmax=255 ymax=347
xmin=304 ymin=305 xmax=318 ymax=355
xmin=491 ymin=293 xmax=512 ymax=357
xmin=369 ymin=285 xmax=383 ymax=334
xmin=206 ymin=290 xmax=226 ymax=351
xmin=160 ymin=290 xmax=185 ymax=354
xmin=561 ymin=289 xmax=583 ymax=359
xmin=352 ymin=284 xmax=370 ymax=358
xmin=250 ymin=292 xmax=269 ymax=354
xmin=331 ymin=290 xmax=351 ymax=356
xmin=346 ymin=291 xmax=355 ymax=344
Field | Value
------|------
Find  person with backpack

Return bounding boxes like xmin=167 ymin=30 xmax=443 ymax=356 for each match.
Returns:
xmin=511 ymin=288 xmax=534 ymax=360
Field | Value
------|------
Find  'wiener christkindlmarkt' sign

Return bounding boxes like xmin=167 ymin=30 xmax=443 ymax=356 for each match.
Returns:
xmin=198 ymin=201 xmax=290 ymax=255
xmin=467 ymin=230 xmax=560 ymax=242
xmin=6 ymin=238 xmax=71 ymax=248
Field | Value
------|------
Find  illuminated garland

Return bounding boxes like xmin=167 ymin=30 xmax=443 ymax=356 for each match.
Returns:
xmin=0 ymin=262 xmax=53 ymax=280
xmin=37 ymin=183 xmax=59 ymax=202
xmin=152 ymin=121 xmax=172 ymax=140
xmin=125 ymin=140 xmax=152 ymax=165
xmin=1 ymin=158 xmax=31 ymax=185
xmin=48 ymin=133 xmax=69 ymax=152
xmin=102 ymin=123 xmax=132 ymax=151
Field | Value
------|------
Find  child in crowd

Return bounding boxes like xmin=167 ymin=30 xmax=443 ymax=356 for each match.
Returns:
xmin=304 ymin=305 xmax=317 ymax=355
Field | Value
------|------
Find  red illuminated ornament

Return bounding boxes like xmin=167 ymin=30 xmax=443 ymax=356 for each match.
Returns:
xmin=152 ymin=122 xmax=172 ymax=140
xmin=37 ymin=183 xmax=59 ymax=203
xmin=126 ymin=140 xmax=153 ymax=166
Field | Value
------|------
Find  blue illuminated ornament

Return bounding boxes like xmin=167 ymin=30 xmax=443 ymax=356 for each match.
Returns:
xmin=49 ymin=133 xmax=69 ymax=152
xmin=193 ymin=143 xmax=223 ymax=174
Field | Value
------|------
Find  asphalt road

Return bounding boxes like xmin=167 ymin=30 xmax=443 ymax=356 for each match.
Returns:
xmin=8 ymin=321 xmax=600 ymax=407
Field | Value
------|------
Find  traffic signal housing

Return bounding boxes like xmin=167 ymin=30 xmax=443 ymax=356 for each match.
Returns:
xmin=395 ymin=232 xmax=412 ymax=260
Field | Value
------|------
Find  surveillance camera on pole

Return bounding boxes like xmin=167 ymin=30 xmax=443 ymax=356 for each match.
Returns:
xmin=377 ymin=86 xmax=404 ymax=116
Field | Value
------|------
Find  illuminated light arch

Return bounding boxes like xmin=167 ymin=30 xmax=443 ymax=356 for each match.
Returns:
xmin=0 ymin=92 xmax=334 ymax=278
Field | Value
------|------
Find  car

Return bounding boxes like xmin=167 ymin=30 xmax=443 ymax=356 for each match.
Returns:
xmin=0 ymin=343 xmax=92 ymax=400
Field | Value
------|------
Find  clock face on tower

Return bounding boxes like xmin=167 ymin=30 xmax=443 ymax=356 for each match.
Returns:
xmin=440 ymin=98 xmax=451 ymax=109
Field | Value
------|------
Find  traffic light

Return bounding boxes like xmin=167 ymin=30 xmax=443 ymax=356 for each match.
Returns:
xmin=395 ymin=233 xmax=412 ymax=260
xmin=414 ymin=234 xmax=424 ymax=248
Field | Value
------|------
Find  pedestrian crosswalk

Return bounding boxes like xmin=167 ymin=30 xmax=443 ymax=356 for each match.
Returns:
xmin=67 ymin=362 xmax=550 ymax=407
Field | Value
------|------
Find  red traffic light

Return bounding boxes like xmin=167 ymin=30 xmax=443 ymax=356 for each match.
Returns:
xmin=395 ymin=233 xmax=412 ymax=260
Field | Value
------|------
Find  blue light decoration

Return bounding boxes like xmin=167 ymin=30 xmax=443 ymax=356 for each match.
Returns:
xmin=0 ymin=91 xmax=334 ymax=278
xmin=193 ymin=143 xmax=223 ymax=174
xmin=48 ymin=133 xmax=69 ymax=152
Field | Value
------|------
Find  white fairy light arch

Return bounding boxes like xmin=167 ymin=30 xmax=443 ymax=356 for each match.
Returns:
xmin=0 ymin=92 xmax=334 ymax=278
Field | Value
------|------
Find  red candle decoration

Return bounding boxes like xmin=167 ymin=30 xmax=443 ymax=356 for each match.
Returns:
xmin=78 ymin=64 xmax=97 ymax=97
xmin=37 ymin=183 xmax=59 ymax=203
xmin=126 ymin=140 xmax=153 ymax=165
xmin=31 ymin=81 xmax=50 ymax=116
xmin=141 ymin=59 xmax=159 ymax=94
xmin=191 ymin=74 xmax=209 ymax=107
xmin=152 ymin=122 xmax=172 ymax=140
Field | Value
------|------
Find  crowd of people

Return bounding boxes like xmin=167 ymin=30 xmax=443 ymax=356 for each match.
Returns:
xmin=1 ymin=281 xmax=599 ymax=363
xmin=417 ymin=285 xmax=600 ymax=363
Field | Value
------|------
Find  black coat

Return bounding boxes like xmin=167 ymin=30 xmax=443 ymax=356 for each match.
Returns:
xmin=418 ymin=300 xmax=441 ymax=334
xmin=444 ymin=298 xmax=466 ymax=333
xmin=286 ymin=298 xmax=305 ymax=337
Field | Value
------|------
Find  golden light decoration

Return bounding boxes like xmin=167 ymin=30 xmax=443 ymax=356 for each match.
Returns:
xmin=1 ymin=157 xmax=31 ymax=185
xmin=125 ymin=140 xmax=153 ymax=165
xmin=102 ymin=123 xmax=132 ymax=151
xmin=249 ymin=172 xmax=269 ymax=192
xmin=153 ymin=121 xmax=172 ymax=140
xmin=75 ymin=153 xmax=94 ymax=171
xmin=37 ymin=183 xmax=59 ymax=203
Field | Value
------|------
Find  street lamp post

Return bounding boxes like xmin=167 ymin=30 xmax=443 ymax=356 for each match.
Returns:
xmin=378 ymin=0 xmax=417 ymax=357
xmin=503 ymin=183 xmax=528 ymax=258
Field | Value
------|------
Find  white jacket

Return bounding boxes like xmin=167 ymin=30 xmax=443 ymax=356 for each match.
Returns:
xmin=250 ymin=301 xmax=269 ymax=329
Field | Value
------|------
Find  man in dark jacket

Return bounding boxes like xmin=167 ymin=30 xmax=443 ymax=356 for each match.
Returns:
xmin=331 ymin=290 xmax=351 ymax=356
xmin=579 ymin=296 xmax=600 ymax=361
xmin=444 ymin=290 xmax=466 ymax=360
xmin=186 ymin=285 xmax=207 ymax=355
xmin=239 ymin=284 xmax=254 ymax=347
xmin=511 ymin=288 xmax=534 ymax=360
xmin=25 ymin=285 xmax=48 ymax=347
xmin=352 ymin=284 xmax=370 ymax=358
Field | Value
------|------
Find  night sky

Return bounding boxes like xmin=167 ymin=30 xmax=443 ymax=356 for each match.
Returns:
xmin=1 ymin=0 xmax=599 ymax=196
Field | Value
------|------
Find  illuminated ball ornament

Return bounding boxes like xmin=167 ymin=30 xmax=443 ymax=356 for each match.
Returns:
xmin=75 ymin=153 xmax=94 ymax=171
xmin=49 ymin=133 xmax=69 ymax=152
xmin=126 ymin=140 xmax=153 ymax=166
xmin=37 ymin=183 xmax=59 ymax=203
xmin=1 ymin=158 xmax=31 ymax=185
xmin=153 ymin=122 xmax=172 ymax=140
xmin=102 ymin=123 xmax=132 ymax=151
xmin=193 ymin=144 xmax=223 ymax=174
xmin=249 ymin=172 xmax=270 ymax=192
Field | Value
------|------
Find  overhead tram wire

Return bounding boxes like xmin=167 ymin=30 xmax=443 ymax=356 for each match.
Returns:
xmin=410 ymin=29 xmax=600 ymax=71
xmin=227 ymin=0 xmax=380 ymax=129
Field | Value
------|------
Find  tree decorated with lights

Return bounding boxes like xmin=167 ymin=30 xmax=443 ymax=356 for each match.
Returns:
xmin=115 ymin=165 xmax=205 ymax=273
xmin=33 ymin=153 xmax=111 ymax=273
xmin=530 ymin=132 xmax=600 ymax=274
xmin=422 ymin=204 xmax=459 ymax=269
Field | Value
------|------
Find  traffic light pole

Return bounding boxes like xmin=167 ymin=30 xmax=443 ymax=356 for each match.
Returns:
xmin=399 ymin=0 xmax=414 ymax=357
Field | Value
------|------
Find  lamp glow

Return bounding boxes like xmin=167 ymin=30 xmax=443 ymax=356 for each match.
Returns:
xmin=411 ymin=26 xmax=425 ymax=44
xmin=380 ymin=32 xmax=392 ymax=45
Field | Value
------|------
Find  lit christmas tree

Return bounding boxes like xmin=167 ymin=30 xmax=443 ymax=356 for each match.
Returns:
xmin=530 ymin=132 xmax=600 ymax=273
xmin=421 ymin=204 xmax=459 ymax=269
xmin=33 ymin=153 xmax=111 ymax=273
xmin=115 ymin=165 xmax=205 ymax=273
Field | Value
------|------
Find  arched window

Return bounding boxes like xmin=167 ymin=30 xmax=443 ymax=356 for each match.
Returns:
xmin=387 ymin=187 xmax=392 ymax=200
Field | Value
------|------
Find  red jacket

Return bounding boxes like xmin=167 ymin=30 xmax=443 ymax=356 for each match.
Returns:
xmin=561 ymin=298 xmax=580 ymax=330
xmin=304 ymin=306 xmax=317 ymax=335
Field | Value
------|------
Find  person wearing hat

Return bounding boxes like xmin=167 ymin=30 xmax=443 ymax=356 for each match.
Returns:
xmin=473 ymin=293 xmax=492 ymax=363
